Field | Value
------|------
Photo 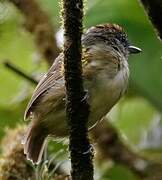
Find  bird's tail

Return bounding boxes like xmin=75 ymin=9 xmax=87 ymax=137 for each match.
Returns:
xmin=22 ymin=123 xmax=47 ymax=164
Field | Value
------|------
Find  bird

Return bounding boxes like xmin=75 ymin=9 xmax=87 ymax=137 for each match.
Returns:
xmin=23 ymin=23 xmax=141 ymax=164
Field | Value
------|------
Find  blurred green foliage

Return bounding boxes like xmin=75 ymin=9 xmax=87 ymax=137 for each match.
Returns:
xmin=0 ymin=0 xmax=162 ymax=179
xmin=102 ymin=164 xmax=138 ymax=180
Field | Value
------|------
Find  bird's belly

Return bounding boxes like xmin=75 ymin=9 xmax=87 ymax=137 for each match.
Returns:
xmin=88 ymin=69 xmax=128 ymax=127
xmin=39 ymin=69 xmax=128 ymax=137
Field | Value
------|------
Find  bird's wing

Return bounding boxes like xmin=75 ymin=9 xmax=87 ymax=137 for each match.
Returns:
xmin=24 ymin=53 xmax=64 ymax=120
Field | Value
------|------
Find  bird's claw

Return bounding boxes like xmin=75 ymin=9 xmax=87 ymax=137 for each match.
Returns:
xmin=81 ymin=90 xmax=89 ymax=103
xmin=82 ymin=144 xmax=94 ymax=155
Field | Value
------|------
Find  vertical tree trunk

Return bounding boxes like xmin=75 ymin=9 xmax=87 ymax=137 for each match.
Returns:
xmin=62 ymin=0 xmax=94 ymax=179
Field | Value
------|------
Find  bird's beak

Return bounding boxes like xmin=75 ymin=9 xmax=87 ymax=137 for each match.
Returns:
xmin=128 ymin=45 xmax=142 ymax=54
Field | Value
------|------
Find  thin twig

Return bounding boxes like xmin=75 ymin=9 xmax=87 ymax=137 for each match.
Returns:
xmin=3 ymin=60 xmax=38 ymax=85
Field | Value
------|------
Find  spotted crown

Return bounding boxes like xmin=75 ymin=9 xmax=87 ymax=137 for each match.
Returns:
xmin=90 ymin=23 xmax=124 ymax=33
xmin=83 ymin=23 xmax=130 ymax=49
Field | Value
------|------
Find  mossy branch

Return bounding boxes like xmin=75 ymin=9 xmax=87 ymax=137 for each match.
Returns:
xmin=8 ymin=0 xmax=59 ymax=65
xmin=92 ymin=119 xmax=162 ymax=179
xmin=0 ymin=126 xmax=70 ymax=180
xmin=62 ymin=0 xmax=94 ymax=179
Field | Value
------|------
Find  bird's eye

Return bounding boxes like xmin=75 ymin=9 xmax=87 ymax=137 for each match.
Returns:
xmin=121 ymin=36 xmax=125 ymax=42
xmin=120 ymin=35 xmax=126 ymax=43
xmin=116 ymin=33 xmax=128 ymax=47
xmin=116 ymin=33 xmax=126 ymax=42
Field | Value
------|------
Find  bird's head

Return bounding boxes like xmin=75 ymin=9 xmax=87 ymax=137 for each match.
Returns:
xmin=82 ymin=24 xmax=141 ymax=60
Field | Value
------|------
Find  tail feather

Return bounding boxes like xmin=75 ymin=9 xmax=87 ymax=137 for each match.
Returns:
xmin=23 ymin=123 xmax=47 ymax=164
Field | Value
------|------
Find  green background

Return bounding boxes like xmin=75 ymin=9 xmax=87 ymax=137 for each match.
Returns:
xmin=0 ymin=0 xmax=162 ymax=179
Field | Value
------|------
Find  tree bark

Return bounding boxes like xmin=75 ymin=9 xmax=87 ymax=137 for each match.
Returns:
xmin=62 ymin=0 xmax=94 ymax=179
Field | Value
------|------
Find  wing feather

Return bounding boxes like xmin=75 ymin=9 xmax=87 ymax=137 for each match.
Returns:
xmin=24 ymin=54 xmax=64 ymax=119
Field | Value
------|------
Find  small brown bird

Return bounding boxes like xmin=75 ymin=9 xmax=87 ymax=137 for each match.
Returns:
xmin=23 ymin=23 xmax=141 ymax=164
